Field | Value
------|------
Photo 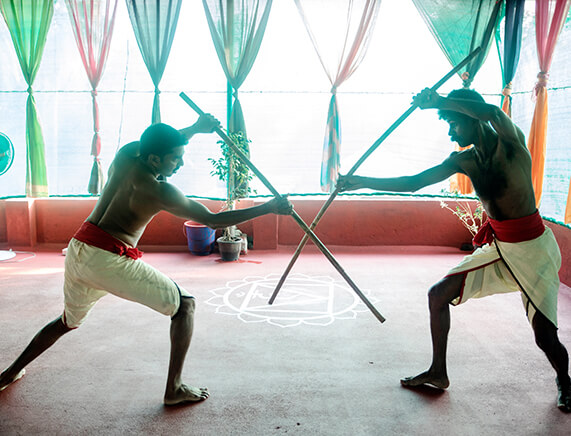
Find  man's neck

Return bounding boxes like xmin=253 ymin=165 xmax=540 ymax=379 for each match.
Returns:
xmin=138 ymin=158 xmax=160 ymax=179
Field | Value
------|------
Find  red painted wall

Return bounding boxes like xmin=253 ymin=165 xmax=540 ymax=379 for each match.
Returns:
xmin=1 ymin=197 xmax=570 ymax=285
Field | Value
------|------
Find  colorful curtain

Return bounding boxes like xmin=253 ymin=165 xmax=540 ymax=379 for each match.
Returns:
xmin=65 ymin=0 xmax=118 ymax=195
xmin=203 ymin=0 xmax=273 ymax=136
xmin=528 ymin=0 xmax=570 ymax=207
xmin=126 ymin=0 xmax=183 ymax=124
xmin=0 ymin=0 xmax=53 ymax=197
xmin=498 ymin=0 xmax=525 ymax=117
xmin=412 ymin=0 xmax=503 ymax=195
xmin=294 ymin=0 xmax=380 ymax=192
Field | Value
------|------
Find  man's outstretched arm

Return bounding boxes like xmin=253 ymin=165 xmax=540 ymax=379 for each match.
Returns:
xmin=338 ymin=156 xmax=460 ymax=193
xmin=158 ymin=183 xmax=292 ymax=229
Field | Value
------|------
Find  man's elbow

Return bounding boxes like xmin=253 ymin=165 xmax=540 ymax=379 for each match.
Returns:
xmin=201 ymin=214 xmax=226 ymax=230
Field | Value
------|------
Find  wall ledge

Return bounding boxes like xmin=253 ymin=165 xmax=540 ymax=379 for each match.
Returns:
xmin=1 ymin=197 xmax=569 ymax=286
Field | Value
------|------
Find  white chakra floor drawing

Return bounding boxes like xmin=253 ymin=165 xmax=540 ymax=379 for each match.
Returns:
xmin=205 ymin=273 xmax=378 ymax=328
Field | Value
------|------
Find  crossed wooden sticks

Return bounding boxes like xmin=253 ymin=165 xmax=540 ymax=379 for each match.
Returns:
xmin=180 ymin=92 xmax=386 ymax=323
xmin=179 ymin=46 xmax=481 ymax=325
xmin=267 ymin=47 xmax=482 ymax=308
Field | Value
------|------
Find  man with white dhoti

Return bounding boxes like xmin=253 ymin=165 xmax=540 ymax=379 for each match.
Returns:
xmin=338 ymin=88 xmax=570 ymax=412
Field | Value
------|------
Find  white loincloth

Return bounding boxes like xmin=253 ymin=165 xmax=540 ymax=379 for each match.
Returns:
xmin=62 ymin=238 xmax=192 ymax=328
xmin=446 ymin=227 xmax=561 ymax=327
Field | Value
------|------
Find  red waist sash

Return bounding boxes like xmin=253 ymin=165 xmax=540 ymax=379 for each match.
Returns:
xmin=472 ymin=210 xmax=545 ymax=247
xmin=73 ymin=222 xmax=143 ymax=260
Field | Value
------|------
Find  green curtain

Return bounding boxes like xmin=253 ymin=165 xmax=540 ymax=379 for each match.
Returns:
xmin=412 ymin=0 xmax=503 ymax=195
xmin=202 ymin=0 xmax=273 ymax=136
xmin=495 ymin=0 xmax=524 ymax=117
xmin=412 ymin=0 xmax=503 ymax=88
xmin=0 ymin=0 xmax=53 ymax=197
xmin=126 ymin=0 xmax=183 ymax=124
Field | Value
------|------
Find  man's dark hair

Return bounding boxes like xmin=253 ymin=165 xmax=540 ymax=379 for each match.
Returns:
xmin=438 ymin=88 xmax=486 ymax=121
xmin=140 ymin=123 xmax=188 ymax=158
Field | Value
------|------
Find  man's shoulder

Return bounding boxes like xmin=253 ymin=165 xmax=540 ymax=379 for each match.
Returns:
xmin=440 ymin=147 xmax=475 ymax=174
xmin=117 ymin=141 xmax=140 ymax=157
xmin=445 ymin=147 xmax=474 ymax=163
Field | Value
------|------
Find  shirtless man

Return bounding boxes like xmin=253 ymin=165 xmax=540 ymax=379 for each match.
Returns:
xmin=338 ymin=88 xmax=570 ymax=412
xmin=0 ymin=115 xmax=292 ymax=405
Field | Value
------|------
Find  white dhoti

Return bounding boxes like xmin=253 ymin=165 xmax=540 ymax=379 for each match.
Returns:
xmin=446 ymin=227 xmax=561 ymax=327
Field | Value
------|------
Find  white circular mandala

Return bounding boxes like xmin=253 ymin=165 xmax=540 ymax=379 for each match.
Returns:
xmin=205 ymin=273 xmax=377 ymax=328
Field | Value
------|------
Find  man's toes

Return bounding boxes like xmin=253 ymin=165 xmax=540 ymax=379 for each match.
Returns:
xmin=400 ymin=375 xmax=423 ymax=386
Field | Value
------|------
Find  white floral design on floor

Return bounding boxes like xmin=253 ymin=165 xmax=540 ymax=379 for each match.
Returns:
xmin=205 ymin=273 xmax=377 ymax=328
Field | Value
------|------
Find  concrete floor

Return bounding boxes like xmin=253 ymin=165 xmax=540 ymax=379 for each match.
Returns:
xmin=1 ymin=246 xmax=570 ymax=435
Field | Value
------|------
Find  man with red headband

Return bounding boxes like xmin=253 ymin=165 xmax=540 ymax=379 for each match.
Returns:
xmin=338 ymin=88 xmax=570 ymax=412
xmin=0 ymin=115 xmax=292 ymax=405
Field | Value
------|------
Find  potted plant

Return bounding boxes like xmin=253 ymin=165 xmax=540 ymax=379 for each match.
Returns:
xmin=209 ymin=130 xmax=255 ymax=261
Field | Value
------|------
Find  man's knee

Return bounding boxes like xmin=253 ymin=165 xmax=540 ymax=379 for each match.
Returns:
xmin=428 ymin=276 xmax=462 ymax=309
xmin=428 ymin=284 xmax=446 ymax=309
xmin=173 ymin=297 xmax=195 ymax=320
xmin=534 ymin=329 xmax=558 ymax=352
xmin=533 ymin=311 xmax=560 ymax=350
xmin=56 ymin=315 xmax=76 ymax=333
xmin=533 ymin=319 xmax=558 ymax=352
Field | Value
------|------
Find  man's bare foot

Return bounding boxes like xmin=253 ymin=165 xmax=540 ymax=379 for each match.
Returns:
xmin=556 ymin=377 xmax=571 ymax=413
xmin=164 ymin=384 xmax=209 ymax=406
xmin=400 ymin=370 xmax=449 ymax=390
xmin=0 ymin=369 xmax=25 ymax=392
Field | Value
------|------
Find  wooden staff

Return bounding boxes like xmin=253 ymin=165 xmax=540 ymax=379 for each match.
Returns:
xmin=268 ymin=46 xmax=483 ymax=305
xmin=179 ymin=92 xmax=386 ymax=323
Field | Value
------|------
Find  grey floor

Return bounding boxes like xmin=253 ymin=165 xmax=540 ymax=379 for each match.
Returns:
xmin=1 ymin=246 xmax=570 ymax=435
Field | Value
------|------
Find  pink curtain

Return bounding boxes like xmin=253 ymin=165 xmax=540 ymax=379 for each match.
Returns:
xmin=528 ymin=0 xmax=570 ymax=207
xmin=294 ymin=0 xmax=380 ymax=192
xmin=65 ymin=0 xmax=118 ymax=194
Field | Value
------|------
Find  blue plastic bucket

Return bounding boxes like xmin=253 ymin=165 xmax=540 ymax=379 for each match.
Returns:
xmin=183 ymin=221 xmax=215 ymax=255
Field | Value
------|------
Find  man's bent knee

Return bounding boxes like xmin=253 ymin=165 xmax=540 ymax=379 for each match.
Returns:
xmin=428 ymin=275 xmax=463 ymax=309
xmin=533 ymin=317 xmax=559 ymax=352
xmin=172 ymin=296 xmax=195 ymax=320
xmin=57 ymin=315 xmax=76 ymax=333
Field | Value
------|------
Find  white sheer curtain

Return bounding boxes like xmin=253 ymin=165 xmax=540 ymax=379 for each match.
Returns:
xmin=294 ymin=0 xmax=381 ymax=191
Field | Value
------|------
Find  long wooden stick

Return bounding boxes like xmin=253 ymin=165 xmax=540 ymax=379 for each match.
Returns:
xmin=179 ymin=92 xmax=385 ymax=323
xmin=268 ymin=46 xmax=483 ymax=305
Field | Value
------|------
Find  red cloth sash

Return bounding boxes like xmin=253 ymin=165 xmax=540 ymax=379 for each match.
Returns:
xmin=73 ymin=222 xmax=143 ymax=260
xmin=472 ymin=210 xmax=545 ymax=247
